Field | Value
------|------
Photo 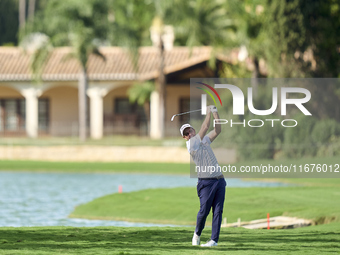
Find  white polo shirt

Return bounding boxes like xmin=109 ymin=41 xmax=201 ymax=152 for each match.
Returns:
xmin=186 ymin=134 xmax=221 ymax=178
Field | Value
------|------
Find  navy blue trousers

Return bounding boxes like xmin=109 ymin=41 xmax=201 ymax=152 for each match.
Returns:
xmin=195 ymin=178 xmax=226 ymax=243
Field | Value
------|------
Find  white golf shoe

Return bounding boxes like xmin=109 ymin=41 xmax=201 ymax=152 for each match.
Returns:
xmin=192 ymin=232 xmax=200 ymax=245
xmin=200 ymin=240 xmax=218 ymax=247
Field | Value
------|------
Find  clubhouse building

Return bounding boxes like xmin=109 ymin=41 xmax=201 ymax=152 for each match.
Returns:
xmin=0 ymin=46 xmax=254 ymax=139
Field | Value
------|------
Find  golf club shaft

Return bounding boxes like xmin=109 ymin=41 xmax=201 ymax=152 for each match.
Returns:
xmin=175 ymin=109 xmax=201 ymax=116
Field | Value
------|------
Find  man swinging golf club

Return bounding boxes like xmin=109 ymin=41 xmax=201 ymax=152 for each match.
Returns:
xmin=180 ymin=105 xmax=226 ymax=247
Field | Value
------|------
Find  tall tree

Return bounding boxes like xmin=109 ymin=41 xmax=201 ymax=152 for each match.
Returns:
xmin=22 ymin=0 xmax=111 ymax=141
xmin=245 ymin=0 xmax=340 ymax=78
xmin=173 ymin=0 xmax=236 ymax=48
xmin=221 ymin=0 xmax=267 ymax=95
xmin=124 ymin=0 xmax=236 ymax=138
xmin=150 ymin=16 xmax=167 ymax=138
xmin=299 ymin=0 xmax=340 ymax=77
xmin=19 ymin=0 xmax=26 ymax=29
xmin=0 ymin=0 xmax=19 ymax=46
xmin=263 ymin=0 xmax=309 ymax=77
xmin=108 ymin=0 xmax=165 ymax=138
xmin=166 ymin=0 xmax=236 ymax=137
xmin=108 ymin=0 xmax=154 ymax=49
xmin=28 ymin=0 xmax=36 ymax=20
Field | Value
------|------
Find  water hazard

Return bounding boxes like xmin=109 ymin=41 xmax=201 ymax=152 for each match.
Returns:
xmin=0 ymin=172 xmax=289 ymax=227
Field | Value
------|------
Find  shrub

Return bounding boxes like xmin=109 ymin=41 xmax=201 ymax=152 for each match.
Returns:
xmin=234 ymin=116 xmax=284 ymax=160
xmin=283 ymin=114 xmax=317 ymax=158
xmin=311 ymin=119 xmax=340 ymax=157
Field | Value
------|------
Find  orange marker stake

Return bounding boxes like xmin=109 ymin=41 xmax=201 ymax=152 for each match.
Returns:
xmin=267 ymin=213 xmax=270 ymax=229
xmin=118 ymin=185 xmax=123 ymax=193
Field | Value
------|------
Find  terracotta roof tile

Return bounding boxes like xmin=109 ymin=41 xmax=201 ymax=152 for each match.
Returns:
xmin=0 ymin=46 xmax=220 ymax=81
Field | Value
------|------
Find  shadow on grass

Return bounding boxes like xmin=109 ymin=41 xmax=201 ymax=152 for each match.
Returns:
xmin=0 ymin=227 xmax=339 ymax=254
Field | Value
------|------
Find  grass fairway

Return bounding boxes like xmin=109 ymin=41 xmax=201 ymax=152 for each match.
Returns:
xmin=1 ymin=155 xmax=340 ymax=176
xmin=70 ymin=184 xmax=340 ymax=226
xmin=0 ymin=160 xmax=188 ymax=174
xmin=1 ymin=158 xmax=340 ymax=254
xmin=0 ymin=136 xmax=183 ymax=146
xmin=0 ymin=224 xmax=339 ymax=254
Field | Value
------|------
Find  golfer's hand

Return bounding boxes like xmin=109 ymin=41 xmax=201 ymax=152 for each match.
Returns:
xmin=209 ymin=105 xmax=218 ymax=113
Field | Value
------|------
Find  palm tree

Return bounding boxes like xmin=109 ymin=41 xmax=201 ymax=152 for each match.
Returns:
xmin=105 ymin=0 xmax=235 ymax=139
xmin=19 ymin=0 xmax=26 ymax=29
xmin=28 ymin=0 xmax=36 ymax=20
xmin=149 ymin=16 xmax=167 ymax=139
xmin=107 ymin=0 xmax=159 ymax=136
xmin=67 ymin=24 xmax=106 ymax=141
xmin=114 ymin=0 xmax=236 ymax=139
xmin=225 ymin=1 xmax=267 ymax=93
xmin=149 ymin=0 xmax=236 ymax=138
xmin=172 ymin=0 xmax=236 ymax=49
xmin=21 ymin=0 xmax=110 ymax=141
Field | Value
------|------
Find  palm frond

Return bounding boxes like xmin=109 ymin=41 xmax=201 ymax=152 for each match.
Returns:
xmin=92 ymin=48 xmax=106 ymax=62
xmin=20 ymin=33 xmax=52 ymax=84
xmin=128 ymin=81 xmax=155 ymax=106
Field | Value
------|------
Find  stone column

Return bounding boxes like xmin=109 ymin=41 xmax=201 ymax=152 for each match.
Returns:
xmin=150 ymin=90 xmax=161 ymax=139
xmin=21 ymin=87 xmax=42 ymax=138
xmin=87 ymin=87 xmax=108 ymax=139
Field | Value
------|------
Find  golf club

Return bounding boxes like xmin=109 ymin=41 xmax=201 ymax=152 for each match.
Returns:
xmin=171 ymin=109 xmax=201 ymax=121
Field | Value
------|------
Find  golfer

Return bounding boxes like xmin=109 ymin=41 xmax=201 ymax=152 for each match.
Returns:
xmin=180 ymin=105 xmax=226 ymax=247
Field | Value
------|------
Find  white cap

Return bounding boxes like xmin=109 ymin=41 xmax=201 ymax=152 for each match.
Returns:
xmin=180 ymin=124 xmax=193 ymax=136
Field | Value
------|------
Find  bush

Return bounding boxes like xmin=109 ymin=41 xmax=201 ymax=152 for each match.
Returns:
xmin=283 ymin=116 xmax=340 ymax=158
xmin=234 ymin=116 xmax=284 ymax=161
xmin=311 ymin=119 xmax=340 ymax=144
xmin=283 ymin=114 xmax=317 ymax=158
xmin=311 ymin=119 xmax=340 ymax=157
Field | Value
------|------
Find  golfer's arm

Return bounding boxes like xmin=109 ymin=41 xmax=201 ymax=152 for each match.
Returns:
xmin=207 ymin=112 xmax=221 ymax=142
xmin=198 ymin=110 xmax=211 ymax=140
